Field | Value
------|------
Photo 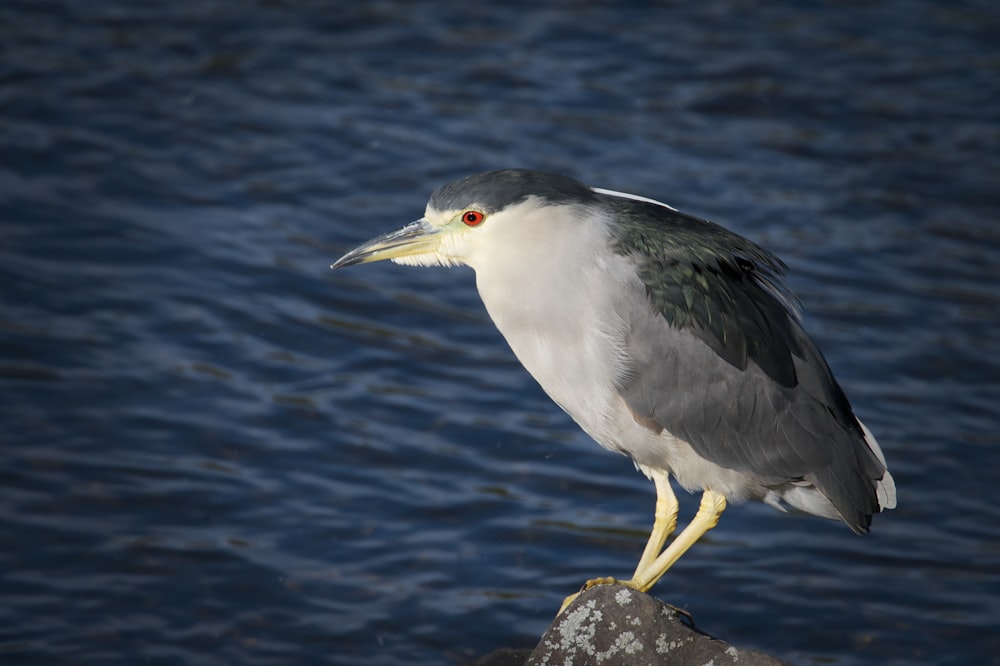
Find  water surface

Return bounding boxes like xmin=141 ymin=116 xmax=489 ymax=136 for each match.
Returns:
xmin=2 ymin=1 xmax=999 ymax=664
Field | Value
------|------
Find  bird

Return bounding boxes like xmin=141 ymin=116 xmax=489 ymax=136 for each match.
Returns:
xmin=331 ymin=168 xmax=896 ymax=612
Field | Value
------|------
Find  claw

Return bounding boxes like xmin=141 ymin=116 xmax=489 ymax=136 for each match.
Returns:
xmin=557 ymin=577 xmax=630 ymax=615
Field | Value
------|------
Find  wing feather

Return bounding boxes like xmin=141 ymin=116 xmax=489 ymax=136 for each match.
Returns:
xmin=604 ymin=195 xmax=888 ymax=530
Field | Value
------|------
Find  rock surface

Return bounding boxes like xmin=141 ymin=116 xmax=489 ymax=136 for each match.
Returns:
xmin=471 ymin=584 xmax=789 ymax=666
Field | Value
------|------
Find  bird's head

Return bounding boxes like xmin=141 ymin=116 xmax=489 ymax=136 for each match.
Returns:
xmin=331 ymin=169 xmax=603 ymax=272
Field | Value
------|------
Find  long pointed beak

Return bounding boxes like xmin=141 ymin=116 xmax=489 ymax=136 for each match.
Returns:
xmin=330 ymin=219 xmax=441 ymax=269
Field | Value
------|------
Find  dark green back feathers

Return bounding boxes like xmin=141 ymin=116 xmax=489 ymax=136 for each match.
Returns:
xmin=606 ymin=197 xmax=804 ymax=389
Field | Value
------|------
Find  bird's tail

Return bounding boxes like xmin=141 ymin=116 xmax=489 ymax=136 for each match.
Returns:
xmin=859 ymin=419 xmax=897 ymax=511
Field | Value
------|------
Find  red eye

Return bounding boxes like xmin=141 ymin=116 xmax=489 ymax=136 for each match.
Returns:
xmin=462 ymin=210 xmax=485 ymax=226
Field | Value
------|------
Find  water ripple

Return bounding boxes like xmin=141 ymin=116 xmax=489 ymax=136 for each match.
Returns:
xmin=2 ymin=1 xmax=999 ymax=664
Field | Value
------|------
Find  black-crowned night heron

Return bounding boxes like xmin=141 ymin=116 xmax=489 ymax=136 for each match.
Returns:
xmin=332 ymin=169 xmax=896 ymax=611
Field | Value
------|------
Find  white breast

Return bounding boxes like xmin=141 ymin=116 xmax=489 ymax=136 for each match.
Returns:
xmin=467 ymin=204 xmax=635 ymax=449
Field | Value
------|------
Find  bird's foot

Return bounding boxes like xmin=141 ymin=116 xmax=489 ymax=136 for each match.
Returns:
xmin=558 ymin=576 xmax=638 ymax=615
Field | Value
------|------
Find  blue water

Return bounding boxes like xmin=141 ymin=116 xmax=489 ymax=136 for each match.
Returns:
xmin=2 ymin=1 xmax=998 ymax=664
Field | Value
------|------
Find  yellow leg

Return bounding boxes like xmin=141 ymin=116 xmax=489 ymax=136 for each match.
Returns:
xmin=631 ymin=489 xmax=727 ymax=592
xmin=634 ymin=469 xmax=679 ymax=577
xmin=558 ymin=487 xmax=726 ymax=614
xmin=559 ymin=471 xmax=680 ymax=614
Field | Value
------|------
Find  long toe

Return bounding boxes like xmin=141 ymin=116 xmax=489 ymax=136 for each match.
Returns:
xmin=559 ymin=577 xmax=629 ymax=615
xmin=558 ymin=591 xmax=580 ymax=615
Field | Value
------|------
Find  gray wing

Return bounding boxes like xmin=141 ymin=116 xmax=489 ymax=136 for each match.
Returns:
xmin=605 ymin=197 xmax=887 ymax=532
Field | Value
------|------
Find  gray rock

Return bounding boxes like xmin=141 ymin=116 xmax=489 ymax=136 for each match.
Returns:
xmin=470 ymin=584 xmax=789 ymax=666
